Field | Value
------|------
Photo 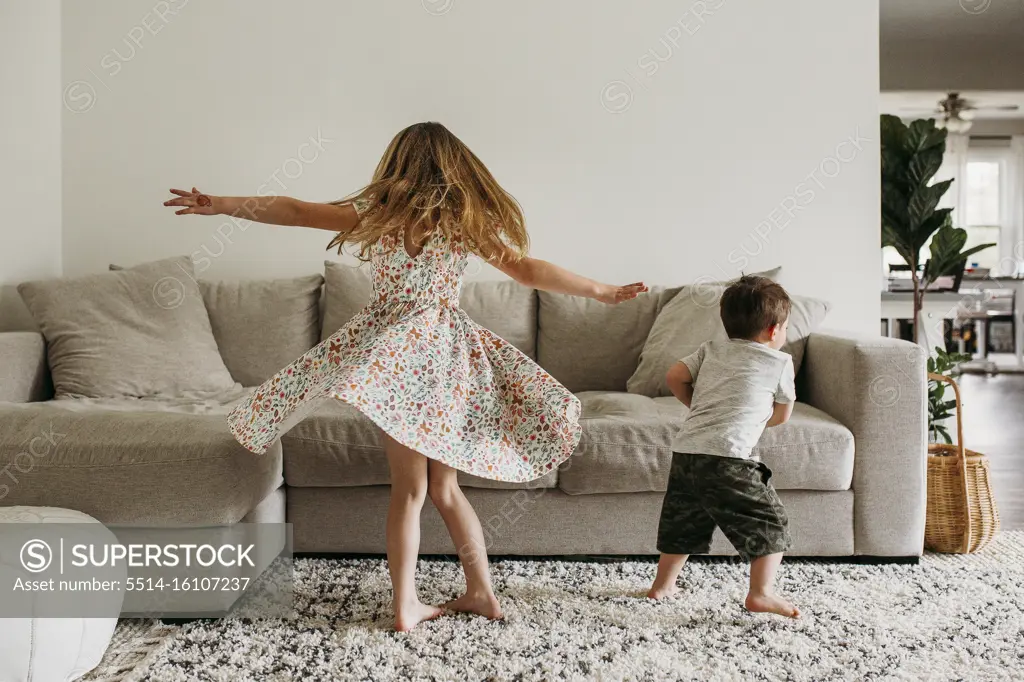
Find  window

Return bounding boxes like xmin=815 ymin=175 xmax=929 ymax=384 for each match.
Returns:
xmin=962 ymin=157 xmax=1004 ymax=271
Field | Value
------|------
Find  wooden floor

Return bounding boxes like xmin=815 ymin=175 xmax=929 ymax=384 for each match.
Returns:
xmin=957 ymin=373 xmax=1024 ymax=530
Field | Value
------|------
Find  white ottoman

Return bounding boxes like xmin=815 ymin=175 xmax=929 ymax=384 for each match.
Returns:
xmin=0 ymin=507 xmax=123 ymax=682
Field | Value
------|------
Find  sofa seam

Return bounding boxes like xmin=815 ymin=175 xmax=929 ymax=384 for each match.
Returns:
xmin=754 ymin=438 xmax=855 ymax=450
xmin=9 ymin=456 xmax=270 ymax=469
xmin=282 ymin=435 xmax=384 ymax=449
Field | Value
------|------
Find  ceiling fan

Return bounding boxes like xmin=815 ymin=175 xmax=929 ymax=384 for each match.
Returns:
xmin=899 ymin=92 xmax=1019 ymax=133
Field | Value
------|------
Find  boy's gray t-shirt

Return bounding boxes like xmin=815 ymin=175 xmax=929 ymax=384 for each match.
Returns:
xmin=671 ymin=339 xmax=796 ymax=460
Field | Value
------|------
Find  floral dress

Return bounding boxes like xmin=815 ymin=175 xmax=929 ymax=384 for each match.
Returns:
xmin=227 ymin=202 xmax=582 ymax=482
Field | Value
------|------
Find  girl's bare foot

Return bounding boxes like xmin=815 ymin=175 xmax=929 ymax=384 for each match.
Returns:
xmin=443 ymin=591 xmax=503 ymax=620
xmin=744 ymin=592 xmax=800 ymax=618
xmin=394 ymin=601 xmax=445 ymax=632
xmin=646 ymin=582 xmax=680 ymax=600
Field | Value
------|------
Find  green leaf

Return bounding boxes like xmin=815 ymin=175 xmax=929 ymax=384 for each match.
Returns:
xmin=924 ymin=225 xmax=997 ymax=288
xmin=917 ymin=209 xmax=954 ymax=241
xmin=958 ymin=242 xmax=998 ymax=264
xmin=905 ymin=119 xmax=946 ymax=154
xmin=908 ymin=180 xmax=953 ymax=231
xmin=879 ymin=114 xmax=908 ymax=151
xmin=907 ymin=146 xmax=945 ymax=187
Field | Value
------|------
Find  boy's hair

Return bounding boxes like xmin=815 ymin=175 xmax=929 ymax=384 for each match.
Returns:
xmin=719 ymin=275 xmax=791 ymax=340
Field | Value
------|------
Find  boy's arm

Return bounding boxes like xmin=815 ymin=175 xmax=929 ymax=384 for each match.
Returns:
xmin=765 ymin=401 xmax=794 ymax=427
xmin=765 ymin=356 xmax=797 ymax=427
xmin=666 ymin=361 xmax=695 ymax=408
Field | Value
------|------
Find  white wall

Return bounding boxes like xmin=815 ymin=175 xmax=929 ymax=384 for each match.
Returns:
xmin=61 ymin=0 xmax=880 ymax=331
xmin=0 ymin=1 xmax=62 ymax=331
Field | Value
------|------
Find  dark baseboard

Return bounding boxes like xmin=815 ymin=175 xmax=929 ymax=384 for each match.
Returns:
xmin=156 ymin=615 xmax=225 ymax=625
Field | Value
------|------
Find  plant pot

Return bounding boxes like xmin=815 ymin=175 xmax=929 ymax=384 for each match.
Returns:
xmin=924 ymin=373 xmax=1000 ymax=553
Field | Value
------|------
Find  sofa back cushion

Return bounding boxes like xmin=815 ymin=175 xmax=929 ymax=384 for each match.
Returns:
xmin=627 ymin=282 xmax=829 ymax=397
xmin=18 ymin=256 xmax=237 ymax=398
xmin=321 ymin=261 xmax=538 ymax=358
xmin=110 ymin=265 xmax=324 ymax=386
xmin=201 ymin=275 xmax=323 ymax=385
xmin=536 ymin=287 xmax=679 ymax=393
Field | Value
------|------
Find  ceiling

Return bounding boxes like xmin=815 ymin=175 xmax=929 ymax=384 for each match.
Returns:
xmin=881 ymin=0 xmax=1024 ymax=48
xmin=880 ymin=0 xmax=1024 ymax=92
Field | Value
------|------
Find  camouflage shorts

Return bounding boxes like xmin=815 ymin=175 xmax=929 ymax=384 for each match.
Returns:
xmin=657 ymin=452 xmax=791 ymax=561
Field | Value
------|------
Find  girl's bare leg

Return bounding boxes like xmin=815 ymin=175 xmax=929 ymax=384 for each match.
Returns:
xmin=384 ymin=434 xmax=443 ymax=631
xmin=427 ymin=458 xmax=503 ymax=620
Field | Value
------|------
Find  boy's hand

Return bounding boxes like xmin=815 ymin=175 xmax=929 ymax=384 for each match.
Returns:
xmin=596 ymin=282 xmax=648 ymax=304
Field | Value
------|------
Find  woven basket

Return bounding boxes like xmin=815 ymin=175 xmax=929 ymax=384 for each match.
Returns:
xmin=924 ymin=372 xmax=1000 ymax=553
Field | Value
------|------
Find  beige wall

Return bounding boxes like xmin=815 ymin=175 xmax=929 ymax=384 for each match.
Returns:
xmin=60 ymin=0 xmax=881 ymax=331
xmin=0 ymin=1 xmax=62 ymax=331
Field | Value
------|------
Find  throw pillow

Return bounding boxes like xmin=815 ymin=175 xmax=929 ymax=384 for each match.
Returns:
xmin=19 ymin=256 xmax=237 ymax=398
xmin=111 ymin=265 xmax=324 ymax=385
xmin=200 ymin=275 xmax=323 ymax=385
xmin=627 ymin=277 xmax=827 ymax=397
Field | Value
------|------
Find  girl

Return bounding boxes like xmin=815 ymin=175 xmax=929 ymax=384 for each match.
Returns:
xmin=163 ymin=122 xmax=647 ymax=631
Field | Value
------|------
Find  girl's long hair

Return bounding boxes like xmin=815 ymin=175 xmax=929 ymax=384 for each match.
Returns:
xmin=327 ymin=122 xmax=529 ymax=263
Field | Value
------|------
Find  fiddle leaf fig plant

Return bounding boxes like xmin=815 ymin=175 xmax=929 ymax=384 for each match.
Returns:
xmin=880 ymin=114 xmax=995 ymax=344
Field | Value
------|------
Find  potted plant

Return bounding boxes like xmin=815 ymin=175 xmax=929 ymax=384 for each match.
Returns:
xmin=880 ymin=115 xmax=995 ymax=344
xmin=927 ymin=346 xmax=971 ymax=444
xmin=924 ymin=346 xmax=1000 ymax=553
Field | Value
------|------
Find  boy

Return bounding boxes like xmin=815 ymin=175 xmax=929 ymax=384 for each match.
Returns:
xmin=647 ymin=275 xmax=799 ymax=618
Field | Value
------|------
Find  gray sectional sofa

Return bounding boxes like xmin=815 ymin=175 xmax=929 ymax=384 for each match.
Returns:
xmin=0 ymin=257 xmax=928 ymax=558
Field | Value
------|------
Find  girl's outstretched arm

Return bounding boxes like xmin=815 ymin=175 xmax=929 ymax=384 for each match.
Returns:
xmin=495 ymin=257 xmax=647 ymax=305
xmin=162 ymin=188 xmax=358 ymax=232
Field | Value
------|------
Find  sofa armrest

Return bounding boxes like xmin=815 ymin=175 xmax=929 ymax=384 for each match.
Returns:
xmin=803 ymin=330 xmax=927 ymax=556
xmin=0 ymin=332 xmax=51 ymax=403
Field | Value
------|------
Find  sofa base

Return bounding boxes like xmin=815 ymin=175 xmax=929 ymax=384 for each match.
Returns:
xmin=288 ymin=487 xmax=855 ymax=556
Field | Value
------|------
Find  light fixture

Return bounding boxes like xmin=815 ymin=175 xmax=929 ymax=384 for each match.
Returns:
xmin=936 ymin=116 xmax=972 ymax=134
xmin=936 ymin=93 xmax=974 ymax=134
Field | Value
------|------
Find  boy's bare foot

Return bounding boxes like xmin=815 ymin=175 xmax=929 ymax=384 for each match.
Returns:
xmin=394 ymin=601 xmax=445 ymax=632
xmin=744 ymin=592 xmax=800 ymax=618
xmin=443 ymin=591 xmax=503 ymax=620
xmin=646 ymin=583 xmax=680 ymax=600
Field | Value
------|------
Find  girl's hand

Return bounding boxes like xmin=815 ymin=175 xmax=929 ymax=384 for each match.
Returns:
xmin=163 ymin=187 xmax=219 ymax=216
xmin=595 ymin=282 xmax=648 ymax=305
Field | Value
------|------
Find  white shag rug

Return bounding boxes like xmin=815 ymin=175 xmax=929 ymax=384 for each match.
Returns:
xmin=83 ymin=532 xmax=1024 ymax=682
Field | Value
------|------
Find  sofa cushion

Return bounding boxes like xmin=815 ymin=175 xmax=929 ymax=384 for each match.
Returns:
xmin=109 ymin=265 xmax=324 ymax=386
xmin=558 ymin=391 xmax=853 ymax=494
xmin=282 ymin=398 xmax=557 ymax=490
xmin=200 ymin=274 xmax=322 ymax=385
xmin=0 ymin=402 xmax=282 ymax=525
xmin=320 ymin=261 xmax=373 ymax=342
xmin=0 ymin=332 xmax=50 ymax=402
xmin=535 ymin=287 xmax=681 ymax=393
xmin=18 ymin=256 xmax=236 ymax=399
xmin=321 ymin=261 xmax=539 ymax=358
xmin=627 ymin=283 xmax=828 ymax=397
